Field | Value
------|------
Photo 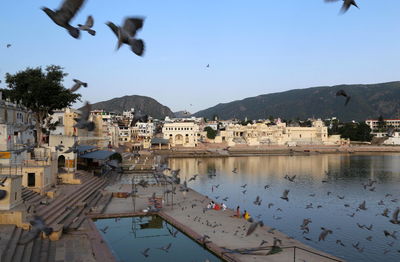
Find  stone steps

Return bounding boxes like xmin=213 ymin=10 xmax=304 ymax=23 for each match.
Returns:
xmin=3 ymin=227 xmax=22 ymax=262
xmin=36 ymin=177 xmax=99 ymax=221
xmin=11 ymin=231 xmax=26 ymax=262
xmin=21 ymin=238 xmax=34 ymax=262
xmin=30 ymin=237 xmax=42 ymax=262
xmin=0 ymin=225 xmax=16 ymax=261
xmin=36 ymin=176 xmax=98 ymax=216
xmin=42 ymin=178 xmax=106 ymax=237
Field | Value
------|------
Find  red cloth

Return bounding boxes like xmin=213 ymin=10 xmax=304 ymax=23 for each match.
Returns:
xmin=214 ymin=204 xmax=221 ymax=210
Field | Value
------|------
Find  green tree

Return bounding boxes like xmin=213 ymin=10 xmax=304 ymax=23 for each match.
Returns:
xmin=2 ymin=65 xmax=81 ymax=146
xmin=338 ymin=122 xmax=372 ymax=142
xmin=204 ymin=126 xmax=217 ymax=139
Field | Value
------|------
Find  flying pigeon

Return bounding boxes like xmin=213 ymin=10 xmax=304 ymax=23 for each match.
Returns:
xmin=74 ymin=101 xmax=95 ymax=131
xmin=69 ymin=79 xmax=88 ymax=92
xmin=106 ymin=17 xmax=145 ymax=56
xmin=130 ymin=111 xmax=149 ymax=127
xmin=77 ymin=15 xmax=95 ymax=36
xmin=336 ymin=89 xmax=351 ymax=106
xmin=325 ymin=0 xmax=359 ymax=14
xmin=64 ymin=141 xmax=79 ymax=153
xmin=42 ymin=0 xmax=86 ymax=39
xmin=19 ymin=216 xmax=53 ymax=244
xmin=246 ymin=221 xmax=264 ymax=236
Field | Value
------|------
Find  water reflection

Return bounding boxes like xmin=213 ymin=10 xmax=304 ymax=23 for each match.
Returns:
xmin=95 ymin=216 xmax=221 ymax=262
xmin=169 ymin=153 xmax=400 ymax=262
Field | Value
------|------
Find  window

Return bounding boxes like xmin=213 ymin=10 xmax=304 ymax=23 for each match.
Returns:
xmin=28 ymin=173 xmax=35 ymax=187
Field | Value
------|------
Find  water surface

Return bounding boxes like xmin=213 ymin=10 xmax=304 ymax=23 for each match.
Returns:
xmin=94 ymin=216 xmax=221 ymax=262
xmin=169 ymin=153 xmax=400 ymax=262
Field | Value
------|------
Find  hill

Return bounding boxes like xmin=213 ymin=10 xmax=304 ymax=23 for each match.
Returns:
xmin=193 ymin=82 xmax=400 ymax=122
xmin=173 ymin=111 xmax=192 ymax=118
xmin=87 ymin=95 xmax=174 ymax=119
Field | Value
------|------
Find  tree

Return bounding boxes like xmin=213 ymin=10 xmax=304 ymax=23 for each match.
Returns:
xmin=2 ymin=65 xmax=81 ymax=146
xmin=204 ymin=126 xmax=217 ymax=139
xmin=338 ymin=122 xmax=372 ymax=142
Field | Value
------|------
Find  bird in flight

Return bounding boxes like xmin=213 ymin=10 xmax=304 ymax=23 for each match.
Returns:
xmin=19 ymin=216 xmax=53 ymax=244
xmin=106 ymin=17 xmax=145 ymax=56
xmin=6 ymin=44 xmax=11 ymax=48
xmin=325 ymin=0 xmax=359 ymax=14
xmin=280 ymin=189 xmax=289 ymax=201
xmin=336 ymin=89 xmax=351 ymax=106
xmin=78 ymin=15 xmax=96 ymax=36
xmin=69 ymin=79 xmax=88 ymax=92
xmin=246 ymin=220 xmax=264 ymax=236
xmin=42 ymin=0 xmax=86 ymax=39
xmin=74 ymin=101 xmax=95 ymax=131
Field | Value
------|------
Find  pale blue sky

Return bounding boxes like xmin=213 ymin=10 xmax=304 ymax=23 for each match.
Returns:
xmin=0 ymin=0 xmax=399 ymax=113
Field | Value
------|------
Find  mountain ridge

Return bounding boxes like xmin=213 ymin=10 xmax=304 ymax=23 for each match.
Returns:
xmin=193 ymin=81 xmax=400 ymax=122
xmin=86 ymin=95 xmax=175 ymax=119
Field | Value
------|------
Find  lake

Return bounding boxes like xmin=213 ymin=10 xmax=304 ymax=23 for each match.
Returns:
xmin=169 ymin=153 xmax=400 ymax=262
xmin=94 ymin=215 xmax=221 ymax=262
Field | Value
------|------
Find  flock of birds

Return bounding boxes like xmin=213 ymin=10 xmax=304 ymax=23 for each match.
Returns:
xmin=42 ymin=0 xmax=145 ymax=56
xmin=178 ymin=165 xmax=400 ymax=259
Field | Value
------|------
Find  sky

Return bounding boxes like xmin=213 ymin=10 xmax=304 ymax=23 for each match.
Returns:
xmin=1 ymin=0 xmax=400 ymax=113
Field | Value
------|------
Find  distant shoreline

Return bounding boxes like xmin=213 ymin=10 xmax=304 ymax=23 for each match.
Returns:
xmin=154 ymin=145 xmax=400 ymax=158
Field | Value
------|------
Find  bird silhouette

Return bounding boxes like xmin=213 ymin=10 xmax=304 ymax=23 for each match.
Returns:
xmin=69 ymin=79 xmax=88 ymax=92
xmin=19 ymin=216 xmax=53 ymax=244
xmin=106 ymin=17 xmax=145 ymax=56
xmin=335 ymin=89 xmax=351 ymax=105
xmin=325 ymin=0 xmax=359 ymax=14
xmin=319 ymin=227 xmax=333 ymax=241
xmin=73 ymin=101 xmax=95 ymax=131
xmin=42 ymin=0 xmax=85 ymax=38
xmin=280 ymin=189 xmax=289 ymax=201
xmin=157 ymin=243 xmax=172 ymax=252
xmin=246 ymin=221 xmax=264 ymax=236
xmin=140 ymin=248 xmax=150 ymax=257
xmin=383 ymin=230 xmax=397 ymax=240
xmin=77 ymin=15 xmax=95 ymax=36
xmin=390 ymin=207 xmax=400 ymax=224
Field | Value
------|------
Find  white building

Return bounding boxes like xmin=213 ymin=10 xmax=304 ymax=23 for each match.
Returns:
xmin=366 ymin=119 xmax=400 ymax=131
xmin=0 ymin=94 xmax=35 ymax=166
xmin=162 ymin=121 xmax=200 ymax=147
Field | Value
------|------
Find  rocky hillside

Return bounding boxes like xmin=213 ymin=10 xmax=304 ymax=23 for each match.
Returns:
xmin=87 ymin=95 xmax=174 ymax=119
xmin=193 ymin=82 xmax=400 ymax=121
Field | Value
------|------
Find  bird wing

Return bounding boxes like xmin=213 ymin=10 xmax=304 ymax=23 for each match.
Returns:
xmin=57 ymin=0 xmax=86 ymax=23
xmin=246 ymin=222 xmax=258 ymax=236
xmin=392 ymin=208 xmax=399 ymax=221
xmin=345 ymin=96 xmax=351 ymax=106
xmin=85 ymin=15 xmax=94 ymax=27
xmin=70 ymin=83 xmax=80 ymax=92
xmin=336 ymin=89 xmax=346 ymax=97
xmin=340 ymin=2 xmax=351 ymax=13
xmin=122 ymin=17 xmax=144 ymax=37
xmin=106 ymin=22 xmax=119 ymax=37
xmin=81 ymin=102 xmax=91 ymax=121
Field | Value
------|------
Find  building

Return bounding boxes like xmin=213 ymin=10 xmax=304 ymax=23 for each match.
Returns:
xmin=118 ymin=126 xmax=131 ymax=143
xmin=0 ymin=95 xmax=35 ymax=166
xmin=162 ymin=121 xmax=200 ymax=147
xmin=221 ymin=119 xmax=341 ymax=146
xmin=49 ymin=108 xmax=90 ymax=137
xmin=366 ymin=119 xmax=400 ymax=131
